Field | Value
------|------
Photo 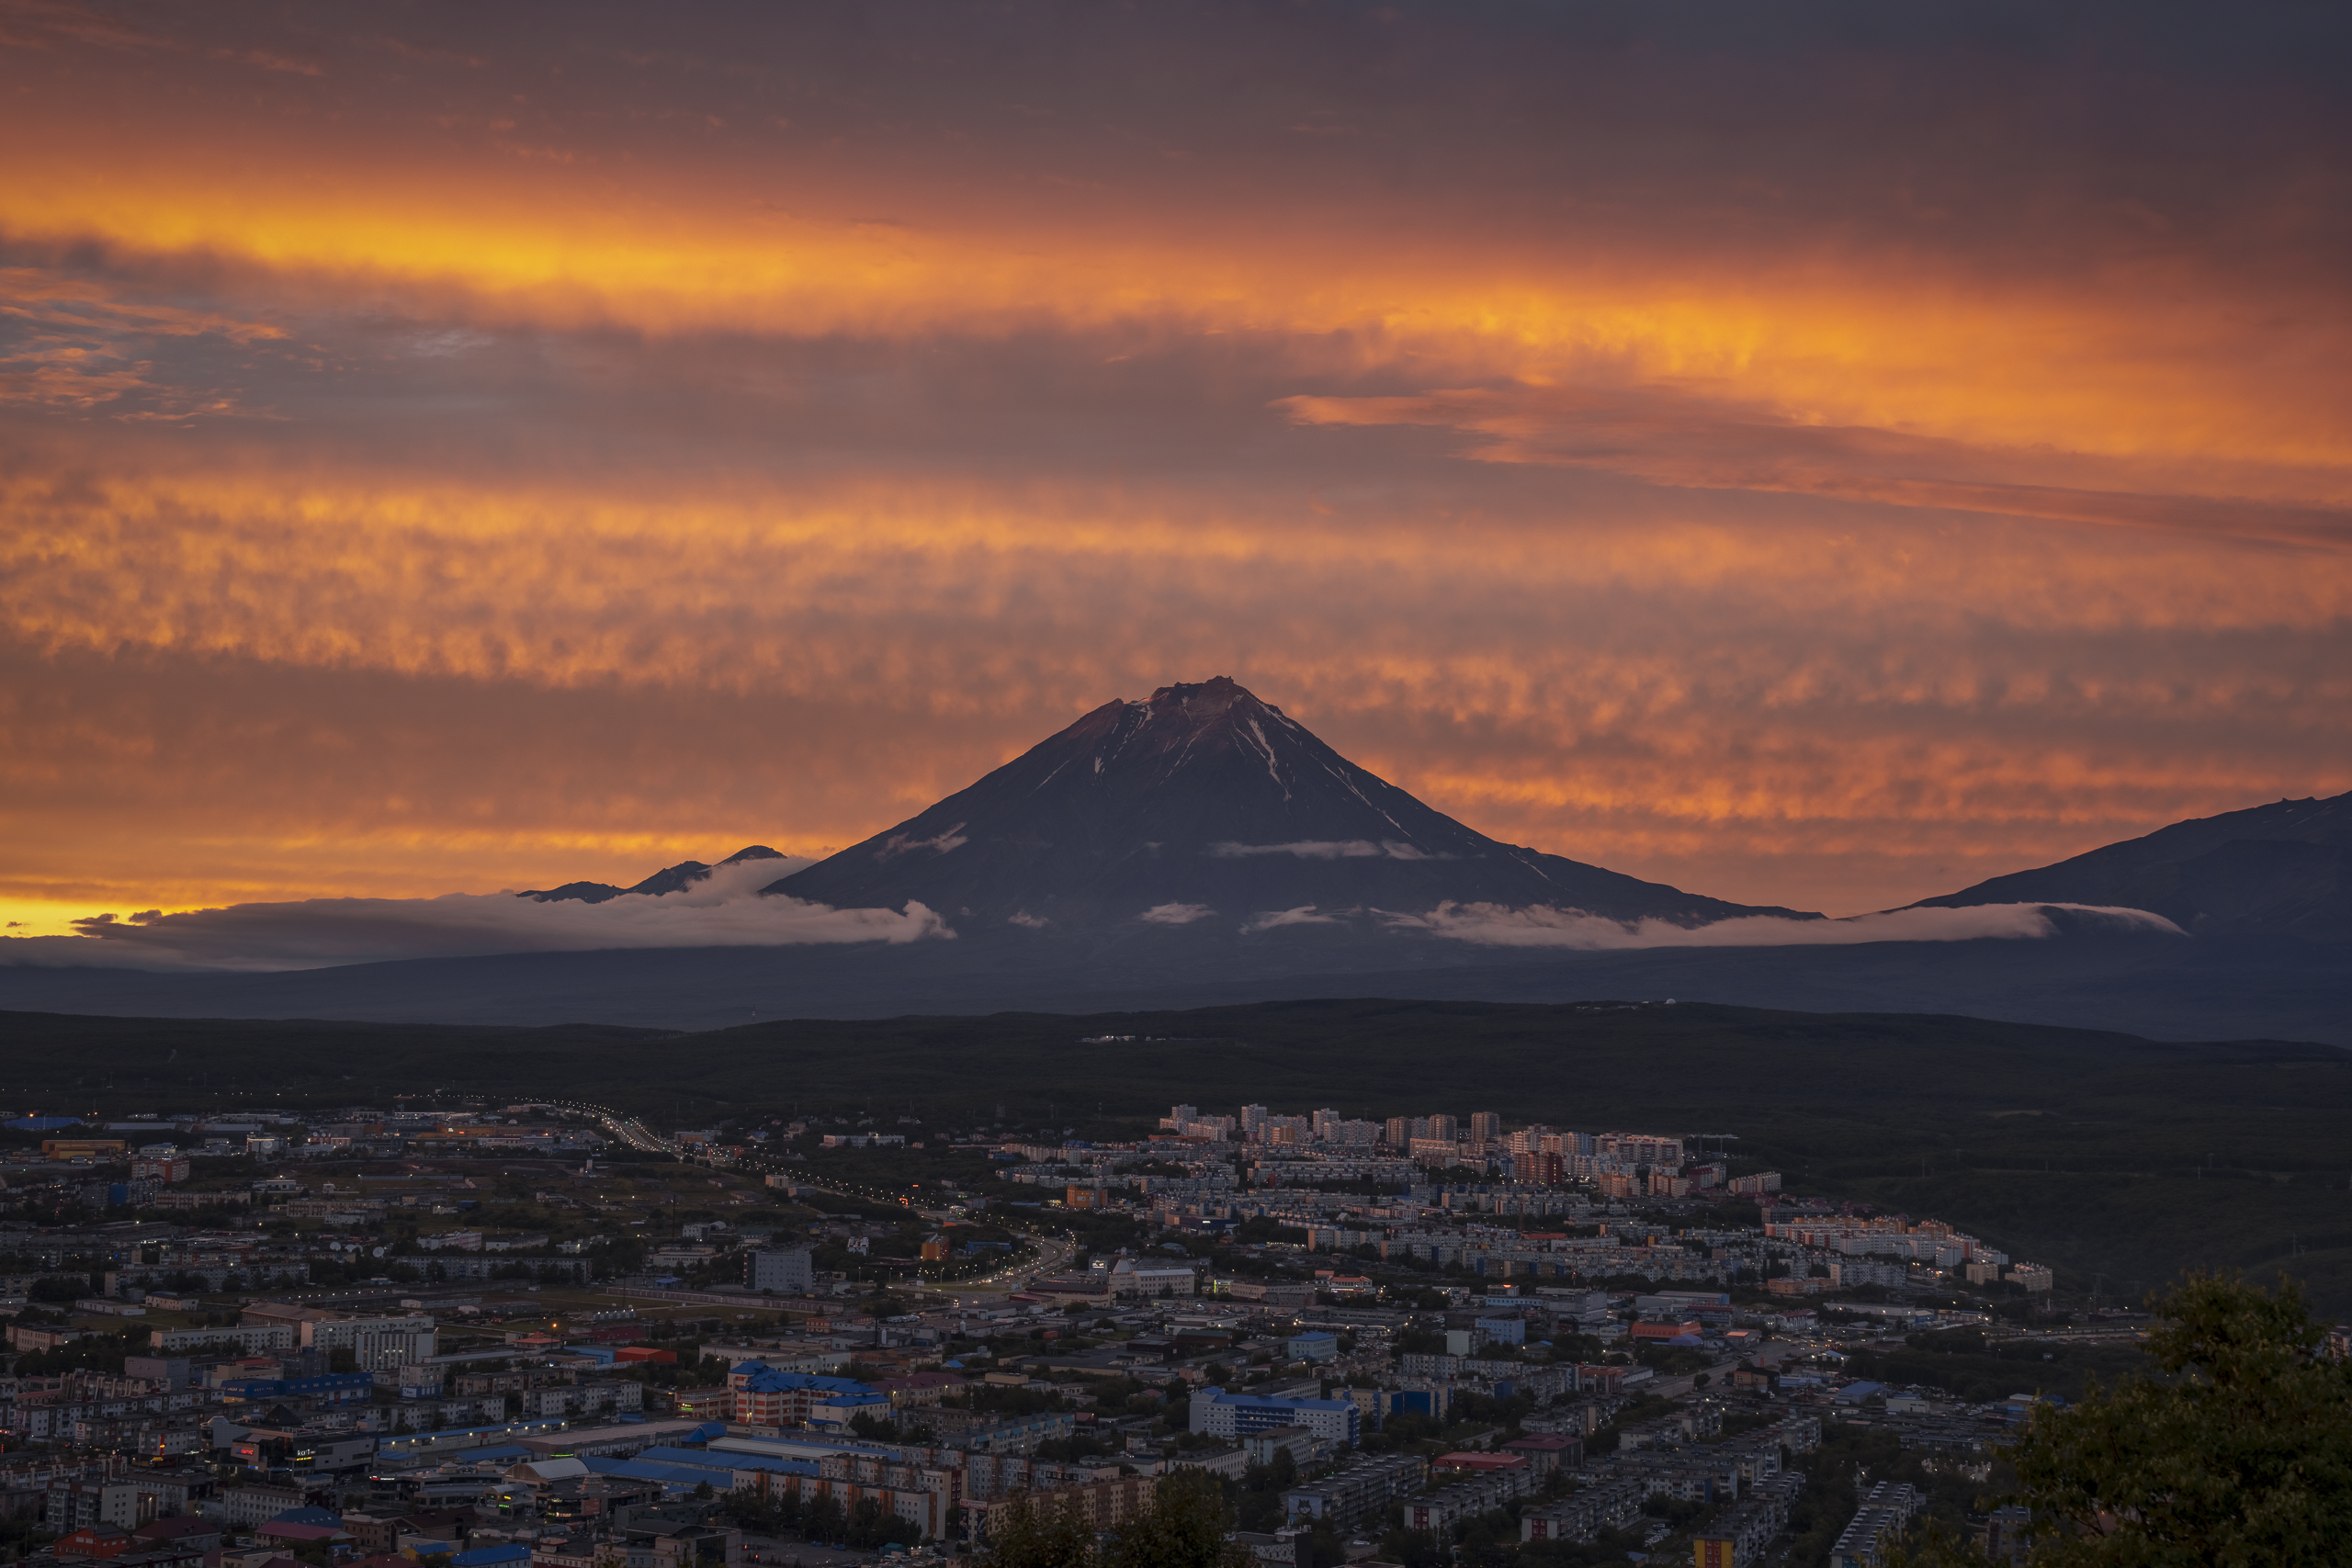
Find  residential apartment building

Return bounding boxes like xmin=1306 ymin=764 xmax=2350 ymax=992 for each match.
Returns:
xmin=744 ymin=1247 xmax=814 ymax=1294
xmin=1521 ymin=1479 xmax=1645 ymax=1545
xmin=1829 ymin=1481 xmax=1920 ymax=1568
xmin=1189 ymin=1388 xmax=1360 ymax=1447
xmin=1279 ymin=1453 xmax=1429 ymax=1529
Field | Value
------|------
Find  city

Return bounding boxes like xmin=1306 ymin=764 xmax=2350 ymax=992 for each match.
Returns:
xmin=0 ymin=1091 xmax=2282 ymax=1568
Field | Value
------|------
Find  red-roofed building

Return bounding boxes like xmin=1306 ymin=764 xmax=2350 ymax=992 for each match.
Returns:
xmin=55 ymin=1527 xmax=134 ymax=1561
xmin=1430 ymin=1452 xmax=1527 ymax=1480
xmin=1629 ymin=1320 xmax=1703 ymax=1342
xmin=1501 ymin=1434 xmax=1581 ymax=1475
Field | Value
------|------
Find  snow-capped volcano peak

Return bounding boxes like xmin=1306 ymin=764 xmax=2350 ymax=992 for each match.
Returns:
xmin=765 ymin=678 xmax=1815 ymax=929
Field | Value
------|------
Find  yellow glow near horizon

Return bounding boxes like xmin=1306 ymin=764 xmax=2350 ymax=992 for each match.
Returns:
xmin=0 ymin=900 xmax=106 ymax=941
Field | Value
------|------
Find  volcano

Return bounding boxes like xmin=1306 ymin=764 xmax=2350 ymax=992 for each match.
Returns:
xmin=7 ymin=677 xmax=2345 ymax=1043
xmin=763 ymin=676 xmax=1816 ymax=930
xmin=1908 ymin=791 xmax=2352 ymax=942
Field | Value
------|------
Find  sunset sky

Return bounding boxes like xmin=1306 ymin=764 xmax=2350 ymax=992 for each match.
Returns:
xmin=4 ymin=0 xmax=2347 ymax=942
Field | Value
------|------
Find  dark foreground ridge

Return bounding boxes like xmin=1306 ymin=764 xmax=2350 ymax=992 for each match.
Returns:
xmin=0 ymin=916 xmax=2343 ymax=1043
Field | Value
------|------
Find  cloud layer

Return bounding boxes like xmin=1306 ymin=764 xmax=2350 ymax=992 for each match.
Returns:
xmin=0 ymin=867 xmax=2179 ymax=971
xmin=4 ymin=857 xmax=952 ymax=971
xmin=1211 ymin=841 xmax=1444 ymax=861
xmin=1385 ymin=902 xmax=2185 ymax=951
xmin=0 ymin=2 xmax=2346 ymax=934
xmin=1241 ymin=907 xmax=1351 ymax=935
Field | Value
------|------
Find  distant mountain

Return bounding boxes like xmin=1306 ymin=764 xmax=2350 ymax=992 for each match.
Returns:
xmin=763 ymin=676 xmax=1817 ymax=929
xmin=520 ymin=844 xmax=786 ymax=903
xmin=11 ymin=687 xmax=2347 ymax=1042
xmin=1909 ymin=793 xmax=2352 ymax=941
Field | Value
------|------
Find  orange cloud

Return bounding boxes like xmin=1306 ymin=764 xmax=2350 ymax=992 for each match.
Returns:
xmin=1278 ymin=384 xmax=2352 ymax=549
xmin=0 ymin=2 xmax=2346 ymax=932
xmin=3 ymin=448 xmax=2342 ymax=918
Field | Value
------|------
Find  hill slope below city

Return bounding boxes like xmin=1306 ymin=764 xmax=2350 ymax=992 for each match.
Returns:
xmin=4 ymin=998 xmax=2345 ymax=1313
xmin=0 ymin=915 xmax=2342 ymax=1043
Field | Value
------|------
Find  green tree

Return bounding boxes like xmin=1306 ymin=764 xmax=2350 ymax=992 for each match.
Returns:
xmin=848 ymin=1409 xmax=901 ymax=1441
xmin=984 ymin=1494 xmax=1095 ymax=1568
xmin=1102 ymin=1470 xmax=1259 ymax=1568
xmin=802 ymin=1493 xmax=848 ymax=1545
xmin=841 ymin=1496 xmax=922 ymax=1550
xmin=1901 ymin=1272 xmax=2352 ymax=1567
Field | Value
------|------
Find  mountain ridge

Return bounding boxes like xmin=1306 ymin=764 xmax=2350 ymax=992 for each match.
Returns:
xmin=1909 ymin=792 xmax=2351 ymax=942
xmin=520 ymin=843 xmax=786 ymax=904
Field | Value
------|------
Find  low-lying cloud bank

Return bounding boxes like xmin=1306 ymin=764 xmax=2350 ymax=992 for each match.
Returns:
xmin=1381 ymin=901 xmax=2184 ymax=949
xmin=1241 ymin=905 xmax=1351 ymax=933
xmin=1211 ymin=840 xmax=1445 ymax=861
xmin=0 ymin=857 xmax=954 ymax=972
xmin=2 ymin=874 xmax=2182 ymax=974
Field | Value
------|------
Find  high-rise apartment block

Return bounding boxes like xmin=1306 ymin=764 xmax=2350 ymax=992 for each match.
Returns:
xmin=747 ymin=1247 xmax=816 ymax=1294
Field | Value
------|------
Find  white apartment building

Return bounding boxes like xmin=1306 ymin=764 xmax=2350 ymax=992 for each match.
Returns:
xmin=303 ymin=1314 xmax=436 ymax=1370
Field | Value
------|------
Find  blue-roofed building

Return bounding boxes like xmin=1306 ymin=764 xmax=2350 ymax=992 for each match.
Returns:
xmin=728 ymin=1364 xmax=881 ymax=1428
xmin=808 ymin=1390 xmax=893 ymax=1432
xmin=637 ymin=1446 xmax=820 ymax=1481
xmin=576 ymin=1455 xmax=741 ymax=1495
xmin=220 ymin=1371 xmax=374 ymax=1405
xmin=1190 ymin=1387 xmax=1359 ymax=1447
xmin=453 ymin=1547 xmax=530 ymax=1568
xmin=515 ymin=1419 xmax=721 ymax=1461
xmin=265 ymin=1507 xmax=344 ymax=1529
xmin=708 ymin=1434 xmax=896 ymax=1464
xmin=379 ymin=1416 xmax=578 ymax=1459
